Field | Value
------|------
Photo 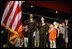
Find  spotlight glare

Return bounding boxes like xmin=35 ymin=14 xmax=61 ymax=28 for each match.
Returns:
xmin=56 ymin=11 xmax=58 ymax=13
xmin=31 ymin=5 xmax=33 ymax=8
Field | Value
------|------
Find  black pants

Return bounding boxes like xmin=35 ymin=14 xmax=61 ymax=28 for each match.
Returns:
xmin=39 ymin=34 xmax=46 ymax=48
xmin=28 ymin=34 xmax=34 ymax=48
xmin=56 ymin=33 xmax=65 ymax=48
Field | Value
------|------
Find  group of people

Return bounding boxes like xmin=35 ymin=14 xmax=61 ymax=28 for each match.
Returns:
xmin=15 ymin=14 xmax=69 ymax=48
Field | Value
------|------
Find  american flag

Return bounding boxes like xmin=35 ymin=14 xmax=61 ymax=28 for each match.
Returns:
xmin=1 ymin=1 xmax=23 ymax=45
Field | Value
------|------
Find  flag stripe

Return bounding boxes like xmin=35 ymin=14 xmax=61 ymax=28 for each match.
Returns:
xmin=9 ymin=5 xmax=21 ymax=28
xmin=6 ymin=1 xmax=18 ymax=26
xmin=2 ymin=1 xmax=14 ymax=22
xmin=12 ymin=11 xmax=22 ymax=30
xmin=3 ymin=2 xmax=15 ymax=25
xmin=15 ymin=18 xmax=22 ymax=32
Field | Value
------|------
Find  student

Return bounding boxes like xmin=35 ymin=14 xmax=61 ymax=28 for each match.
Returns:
xmin=64 ymin=19 xmax=69 ymax=48
xmin=33 ymin=28 xmax=39 ymax=47
xmin=15 ymin=36 xmax=23 ymax=47
xmin=23 ymin=25 xmax=29 ymax=48
xmin=58 ymin=23 xmax=65 ymax=48
xmin=48 ymin=24 xmax=57 ymax=48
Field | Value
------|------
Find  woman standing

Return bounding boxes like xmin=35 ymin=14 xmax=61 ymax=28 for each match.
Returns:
xmin=38 ymin=17 xmax=48 ymax=48
xmin=27 ymin=14 xmax=37 ymax=48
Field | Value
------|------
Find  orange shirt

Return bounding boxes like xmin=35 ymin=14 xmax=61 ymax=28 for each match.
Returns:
xmin=48 ymin=28 xmax=57 ymax=40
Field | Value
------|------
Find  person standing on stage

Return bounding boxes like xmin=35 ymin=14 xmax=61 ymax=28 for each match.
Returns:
xmin=23 ymin=25 xmax=29 ymax=48
xmin=64 ymin=19 xmax=69 ymax=48
xmin=38 ymin=17 xmax=48 ymax=48
xmin=27 ymin=14 xmax=37 ymax=48
xmin=48 ymin=24 xmax=57 ymax=48
xmin=15 ymin=35 xmax=24 ymax=47
xmin=58 ymin=23 xmax=65 ymax=48
xmin=33 ymin=28 xmax=39 ymax=47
